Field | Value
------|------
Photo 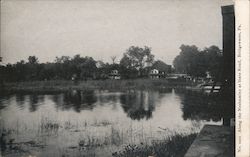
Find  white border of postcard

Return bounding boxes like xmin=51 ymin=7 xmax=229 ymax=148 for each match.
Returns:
xmin=235 ymin=0 xmax=250 ymax=156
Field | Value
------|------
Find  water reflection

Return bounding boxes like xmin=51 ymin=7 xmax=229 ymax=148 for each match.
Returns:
xmin=0 ymin=89 xmax=229 ymax=122
xmin=0 ymin=99 xmax=6 ymax=110
xmin=60 ymin=90 xmax=97 ymax=112
xmin=28 ymin=94 xmax=45 ymax=112
xmin=15 ymin=94 xmax=25 ymax=110
xmin=158 ymin=88 xmax=172 ymax=94
xmin=96 ymin=92 xmax=121 ymax=105
xmin=0 ymin=89 xmax=229 ymax=123
xmin=29 ymin=95 xmax=39 ymax=112
xmin=0 ymin=89 xmax=224 ymax=157
xmin=0 ymin=101 xmax=6 ymax=110
xmin=120 ymin=90 xmax=156 ymax=120
xmin=179 ymin=91 xmax=225 ymax=122
xmin=0 ymin=92 xmax=12 ymax=110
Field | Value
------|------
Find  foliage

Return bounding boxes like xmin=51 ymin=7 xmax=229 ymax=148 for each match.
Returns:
xmin=28 ymin=56 xmax=39 ymax=64
xmin=173 ymin=45 xmax=222 ymax=80
xmin=0 ymin=44 xmax=222 ymax=82
xmin=152 ymin=60 xmax=172 ymax=73
xmin=0 ymin=55 xmax=97 ymax=82
xmin=120 ymin=46 xmax=154 ymax=77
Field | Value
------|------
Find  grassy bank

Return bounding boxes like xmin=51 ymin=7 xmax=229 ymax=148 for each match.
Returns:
xmin=112 ymin=133 xmax=197 ymax=157
xmin=1 ymin=79 xmax=193 ymax=93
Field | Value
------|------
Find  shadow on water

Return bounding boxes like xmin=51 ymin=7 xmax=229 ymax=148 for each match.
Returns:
xmin=55 ymin=90 xmax=98 ymax=112
xmin=0 ymin=99 xmax=7 ymax=110
xmin=158 ymin=87 xmax=172 ymax=94
xmin=15 ymin=94 xmax=25 ymax=110
xmin=1 ymin=88 xmax=232 ymax=123
xmin=176 ymin=89 xmax=234 ymax=122
xmin=120 ymin=90 xmax=157 ymax=120
xmin=0 ymin=92 xmax=12 ymax=110
xmin=28 ymin=94 xmax=45 ymax=112
xmin=96 ymin=93 xmax=121 ymax=105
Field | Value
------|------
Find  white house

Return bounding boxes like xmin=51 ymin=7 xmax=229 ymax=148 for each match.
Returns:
xmin=150 ymin=69 xmax=159 ymax=75
xmin=149 ymin=69 xmax=164 ymax=79
xmin=109 ymin=70 xmax=121 ymax=80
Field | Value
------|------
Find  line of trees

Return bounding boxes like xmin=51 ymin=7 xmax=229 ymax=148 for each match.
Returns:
xmin=0 ymin=46 xmax=172 ymax=82
xmin=173 ymin=45 xmax=223 ymax=81
xmin=0 ymin=44 xmax=223 ymax=82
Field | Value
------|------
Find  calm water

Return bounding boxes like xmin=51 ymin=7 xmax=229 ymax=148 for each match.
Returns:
xmin=0 ymin=89 xmax=223 ymax=157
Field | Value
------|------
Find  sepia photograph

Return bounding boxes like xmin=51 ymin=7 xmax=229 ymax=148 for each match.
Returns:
xmin=0 ymin=0 xmax=240 ymax=157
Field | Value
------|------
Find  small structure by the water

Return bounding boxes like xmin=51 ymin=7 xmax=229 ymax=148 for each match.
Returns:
xmin=165 ymin=73 xmax=191 ymax=80
xmin=109 ymin=69 xmax=121 ymax=80
xmin=149 ymin=69 xmax=165 ymax=79
xmin=201 ymin=82 xmax=222 ymax=93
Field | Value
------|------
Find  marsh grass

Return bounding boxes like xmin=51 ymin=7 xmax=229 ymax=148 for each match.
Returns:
xmin=0 ymin=127 xmax=46 ymax=156
xmin=112 ymin=133 xmax=197 ymax=157
xmin=91 ymin=119 xmax=112 ymax=127
xmin=1 ymin=116 xmax=197 ymax=157
xmin=40 ymin=117 xmax=60 ymax=134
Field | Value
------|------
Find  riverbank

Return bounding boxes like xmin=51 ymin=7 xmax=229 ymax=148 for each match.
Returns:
xmin=1 ymin=79 xmax=194 ymax=93
xmin=112 ymin=133 xmax=197 ymax=157
xmin=184 ymin=125 xmax=234 ymax=157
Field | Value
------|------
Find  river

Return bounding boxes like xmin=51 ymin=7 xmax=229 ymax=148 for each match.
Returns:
xmin=0 ymin=88 xmax=223 ymax=157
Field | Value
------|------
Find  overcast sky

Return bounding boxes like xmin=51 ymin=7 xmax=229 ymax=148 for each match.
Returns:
xmin=1 ymin=0 xmax=233 ymax=65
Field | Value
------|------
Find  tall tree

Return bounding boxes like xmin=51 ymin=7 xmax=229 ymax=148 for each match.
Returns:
xmin=203 ymin=46 xmax=223 ymax=81
xmin=28 ymin=56 xmax=39 ymax=64
xmin=55 ymin=56 xmax=71 ymax=63
xmin=120 ymin=46 xmax=154 ymax=77
xmin=173 ymin=45 xmax=222 ymax=80
xmin=173 ymin=45 xmax=200 ymax=75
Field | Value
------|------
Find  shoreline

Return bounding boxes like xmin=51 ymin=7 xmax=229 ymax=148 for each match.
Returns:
xmin=0 ymin=79 xmax=195 ymax=93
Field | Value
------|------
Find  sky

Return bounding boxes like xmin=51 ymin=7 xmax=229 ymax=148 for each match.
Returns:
xmin=1 ymin=0 xmax=233 ymax=65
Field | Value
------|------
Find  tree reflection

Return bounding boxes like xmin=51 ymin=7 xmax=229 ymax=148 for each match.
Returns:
xmin=120 ymin=90 xmax=156 ymax=120
xmin=180 ymin=91 xmax=231 ymax=122
xmin=59 ymin=90 xmax=97 ymax=112
xmin=95 ymin=92 xmax=121 ymax=110
xmin=15 ymin=94 xmax=25 ymax=110
xmin=0 ymin=92 xmax=11 ymax=110
xmin=28 ymin=95 xmax=44 ymax=112
xmin=0 ymin=101 xmax=5 ymax=110
xmin=158 ymin=88 xmax=172 ymax=94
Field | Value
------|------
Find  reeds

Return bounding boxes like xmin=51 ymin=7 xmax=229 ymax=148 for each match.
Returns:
xmin=1 ymin=116 xmax=197 ymax=157
xmin=112 ymin=133 xmax=197 ymax=157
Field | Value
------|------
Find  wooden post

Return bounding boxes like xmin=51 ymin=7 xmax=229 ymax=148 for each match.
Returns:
xmin=221 ymin=5 xmax=235 ymax=126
